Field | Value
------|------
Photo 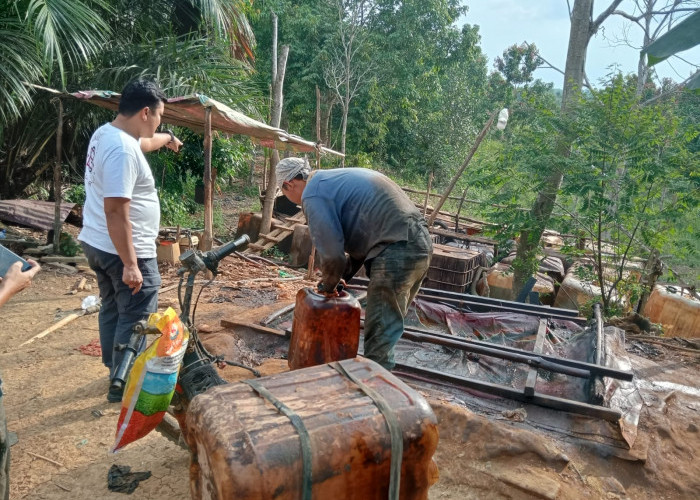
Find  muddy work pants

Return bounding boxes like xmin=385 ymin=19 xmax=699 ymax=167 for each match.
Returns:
xmin=363 ymin=219 xmax=432 ymax=370
xmin=81 ymin=243 xmax=160 ymax=378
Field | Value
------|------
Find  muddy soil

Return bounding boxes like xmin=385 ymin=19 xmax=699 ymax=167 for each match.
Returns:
xmin=2 ymin=209 xmax=699 ymax=499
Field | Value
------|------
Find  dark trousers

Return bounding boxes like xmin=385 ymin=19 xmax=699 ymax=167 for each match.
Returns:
xmin=363 ymin=218 xmax=432 ymax=370
xmin=81 ymin=243 xmax=160 ymax=377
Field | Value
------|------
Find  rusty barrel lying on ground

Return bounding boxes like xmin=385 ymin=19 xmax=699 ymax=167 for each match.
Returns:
xmin=186 ymin=357 xmax=440 ymax=500
xmin=288 ymin=287 xmax=361 ymax=369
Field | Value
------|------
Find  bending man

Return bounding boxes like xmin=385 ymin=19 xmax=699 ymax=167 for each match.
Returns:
xmin=276 ymin=158 xmax=432 ymax=370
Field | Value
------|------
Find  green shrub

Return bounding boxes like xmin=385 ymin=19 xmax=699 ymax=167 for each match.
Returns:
xmin=63 ymin=184 xmax=86 ymax=205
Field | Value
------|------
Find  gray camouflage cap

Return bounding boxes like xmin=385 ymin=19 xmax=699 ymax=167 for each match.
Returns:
xmin=275 ymin=157 xmax=310 ymax=192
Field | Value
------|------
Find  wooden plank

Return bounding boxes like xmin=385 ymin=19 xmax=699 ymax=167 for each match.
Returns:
xmin=20 ymin=313 xmax=82 ymax=346
xmin=259 ymin=233 xmax=289 ymax=243
xmin=524 ymin=319 xmax=548 ymax=397
xmin=40 ymin=255 xmax=88 ymax=265
xmin=246 ymin=212 xmax=307 ymax=255
xmin=220 ymin=319 xmax=289 ymax=338
xmin=429 ymin=227 xmax=497 ymax=246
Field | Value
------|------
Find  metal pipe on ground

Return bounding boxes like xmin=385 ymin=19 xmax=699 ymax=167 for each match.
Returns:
xmin=398 ymin=328 xmax=591 ymax=379
xmin=392 ymin=323 xmax=634 ymax=381
xmin=348 ymin=277 xmax=583 ymax=321
xmin=393 ymin=363 xmax=622 ymax=422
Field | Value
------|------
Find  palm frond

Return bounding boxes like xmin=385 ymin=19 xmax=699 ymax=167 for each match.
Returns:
xmin=90 ymin=36 xmax=263 ymax=117
xmin=193 ymin=0 xmax=255 ymax=62
xmin=24 ymin=0 xmax=112 ymax=88
xmin=0 ymin=15 xmax=42 ymax=123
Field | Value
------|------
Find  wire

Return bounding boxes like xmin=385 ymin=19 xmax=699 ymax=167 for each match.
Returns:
xmin=190 ymin=276 xmax=214 ymax=327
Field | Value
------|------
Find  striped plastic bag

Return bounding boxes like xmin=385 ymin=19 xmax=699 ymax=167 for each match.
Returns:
xmin=111 ymin=307 xmax=189 ymax=452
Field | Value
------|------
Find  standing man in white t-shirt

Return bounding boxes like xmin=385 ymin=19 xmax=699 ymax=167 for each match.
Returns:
xmin=78 ymin=79 xmax=182 ymax=403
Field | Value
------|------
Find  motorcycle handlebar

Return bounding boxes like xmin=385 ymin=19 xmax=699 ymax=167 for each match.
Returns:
xmin=205 ymin=234 xmax=250 ymax=266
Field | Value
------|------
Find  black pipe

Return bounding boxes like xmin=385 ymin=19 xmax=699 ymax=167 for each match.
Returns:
xmin=397 ymin=324 xmax=633 ymax=381
xmin=349 ymin=276 xmax=581 ymax=319
xmin=593 ymin=303 xmax=604 ymax=366
xmin=394 ymin=363 xmax=622 ymax=422
xmin=400 ymin=329 xmax=591 ymax=379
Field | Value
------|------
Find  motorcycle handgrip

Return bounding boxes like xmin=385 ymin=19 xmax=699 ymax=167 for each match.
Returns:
xmin=207 ymin=234 xmax=250 ymax=264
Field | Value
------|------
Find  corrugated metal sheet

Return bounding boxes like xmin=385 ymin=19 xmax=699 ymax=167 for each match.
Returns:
xmin=0 ymin=200 xmax=76 ymax=231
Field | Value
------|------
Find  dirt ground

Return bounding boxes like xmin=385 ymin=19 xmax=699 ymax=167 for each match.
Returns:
xmin=2 ymin=215 xmax=699 ymax=499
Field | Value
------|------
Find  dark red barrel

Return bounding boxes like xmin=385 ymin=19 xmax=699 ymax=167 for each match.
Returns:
xmin=288 ymin=287 xmax=361 ymax=369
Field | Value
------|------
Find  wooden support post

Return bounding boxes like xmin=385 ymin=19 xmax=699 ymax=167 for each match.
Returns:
xmin=306 ymin=247 xmax=316 ymax=280
xmin=524 ymin=319 xmax=548 ymax=397
xmin=423 ymin=170 xmax=433 ymax=217
xmin=307 ymin=85 xmax=322 ymax=279
xmin=52 ymin=98 xmax=64 ymax=253
xmin=589 ymin=302 xmax=606 ymax=405
xmin=455 ymin=188 xmax=469 ymax=232
xmin=427 ymin=108 xmax=499 ymax=227
xmin=203 ymin=107 xmax=213 ymax=251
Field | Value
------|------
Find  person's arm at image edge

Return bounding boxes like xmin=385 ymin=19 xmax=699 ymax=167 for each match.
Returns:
xmin=0 ymin=260 xmax=41 ymax=307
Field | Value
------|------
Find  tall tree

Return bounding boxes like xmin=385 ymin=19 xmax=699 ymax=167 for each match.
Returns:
xmin=323 ymin=0 xmax=377 ymax=166
xmin=560 ymin=75 xmax=697 ymax=314
xmin=609 ymin=0 xmax=700 ymax=94
xmin=260 ymin=11 xmax=289 ymax=235
xmin=512 ymin=0 xmax=624 ymax=298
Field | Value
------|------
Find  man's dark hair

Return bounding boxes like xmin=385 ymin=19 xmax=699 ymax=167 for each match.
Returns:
xmin=118 ymin=79 xmax=167 ymax=116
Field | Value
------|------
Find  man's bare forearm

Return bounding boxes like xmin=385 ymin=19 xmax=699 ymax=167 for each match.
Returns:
xmin=104 ymin=199 xmax=137 ymax=267
xmin=106 ymin=214 xmax=138 ymax=267
xmin=140 ymin=132 xmax=172 ymax=153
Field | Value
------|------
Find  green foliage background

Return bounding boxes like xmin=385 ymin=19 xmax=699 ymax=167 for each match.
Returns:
xmin=0 ymin=0 xmax=697 ymax=297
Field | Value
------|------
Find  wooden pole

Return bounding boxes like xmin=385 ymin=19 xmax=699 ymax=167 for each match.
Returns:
xmin=20 ymin=313 xmax=81 ymax=346
xmin=307 ymin=85 xmax=322 ymax=280
xmin=316 ymin=85 xmax=322 ymax=149
xmin=423 ymin=170 xmax=433 ymax=217
xmin=52 ymin=99 xmax=64 ymax=253
xmin=427 ymin=108 xmax=499 ymax=227
xmin=203 ymin=107 xmax=213 ymax=251
xmin=261 ymin=11 xmax=289 ymax=236
xmin=454 ymin=187 xmax=469 ymax=232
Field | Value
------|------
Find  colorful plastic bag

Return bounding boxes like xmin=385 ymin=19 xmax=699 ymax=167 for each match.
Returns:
xmin=111 ymin=307 xmax=189 ymax=452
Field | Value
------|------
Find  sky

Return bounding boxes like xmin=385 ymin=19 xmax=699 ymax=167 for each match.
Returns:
xmin=460 ymin=0 xmax=700 ymax=88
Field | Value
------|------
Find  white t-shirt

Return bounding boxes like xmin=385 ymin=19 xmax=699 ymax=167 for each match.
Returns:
xmin=78 ymin=123 xmax=160 ymax=258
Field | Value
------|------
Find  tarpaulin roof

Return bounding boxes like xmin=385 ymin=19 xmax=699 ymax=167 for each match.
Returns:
xmin=40 ymin=87 xmax=342 ymax=157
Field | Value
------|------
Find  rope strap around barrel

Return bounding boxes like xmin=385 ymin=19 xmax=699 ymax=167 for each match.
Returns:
xmin=243 ymin=380 xmax=312 ymax=500
xmin=331 ymin=361 xmax=403 ymax=500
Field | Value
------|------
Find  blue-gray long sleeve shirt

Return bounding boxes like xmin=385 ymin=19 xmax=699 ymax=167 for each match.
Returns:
xmin=301 ymin=168 xmax=424 ymax=289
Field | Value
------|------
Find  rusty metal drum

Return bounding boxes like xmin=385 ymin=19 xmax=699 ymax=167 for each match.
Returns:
xmin=186 ymin=357 xmax=439 ymax=500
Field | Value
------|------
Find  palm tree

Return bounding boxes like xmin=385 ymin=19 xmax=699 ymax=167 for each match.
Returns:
xmin=0 ymin=0 xmax=259 ymax=199
xmin=0 ymin=0 xmax=109 ymax=124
